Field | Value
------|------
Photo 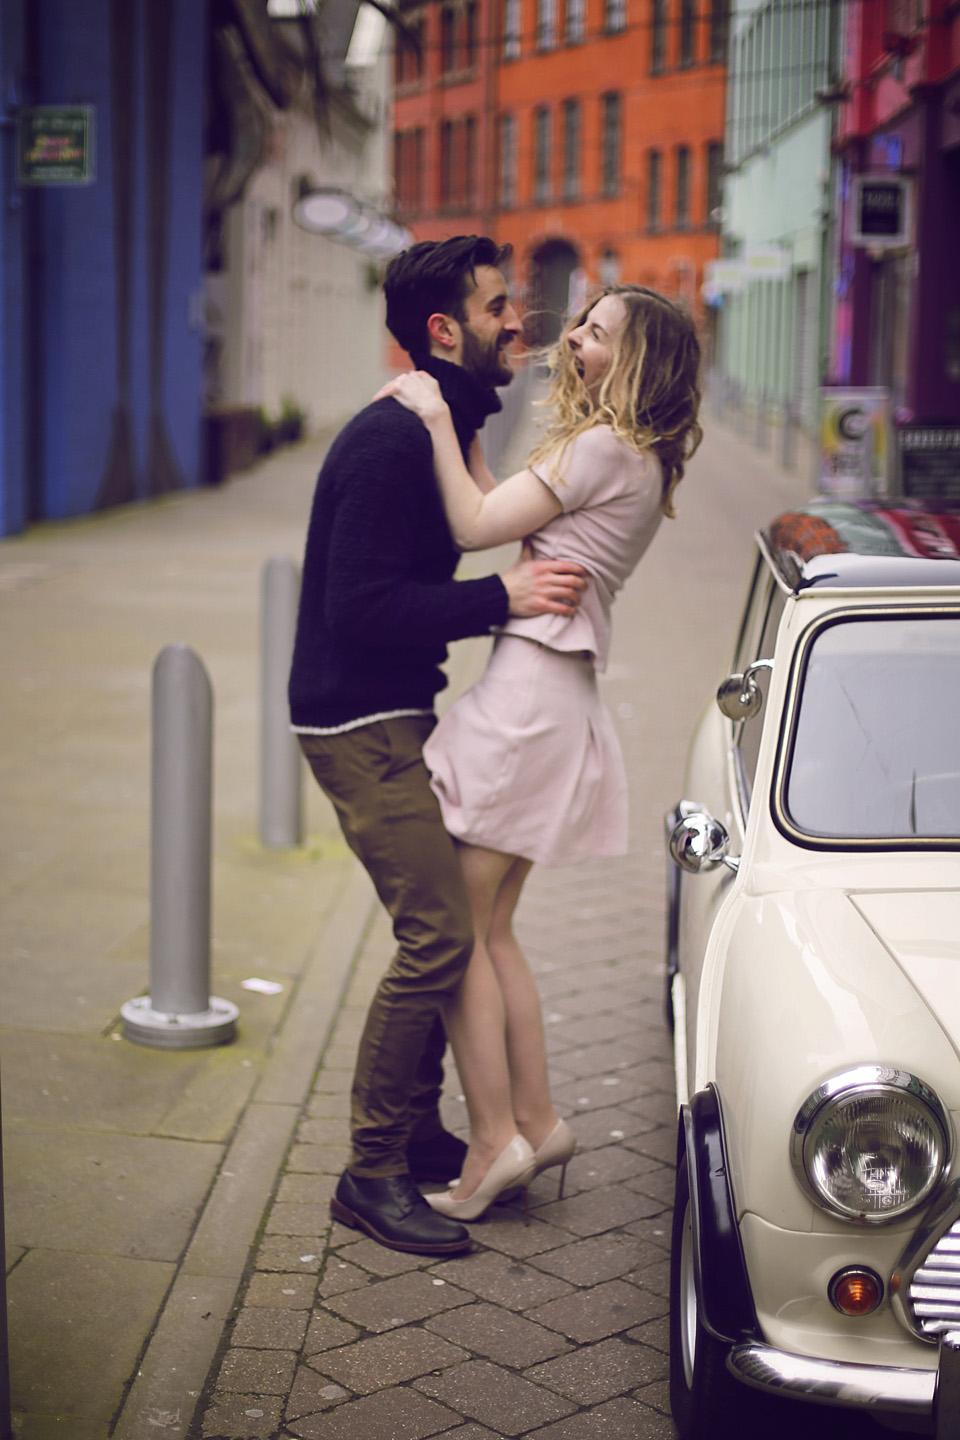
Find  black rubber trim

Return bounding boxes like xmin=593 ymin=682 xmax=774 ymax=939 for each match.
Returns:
xmin=680 ymin=1086 xmax=761 ymax=1346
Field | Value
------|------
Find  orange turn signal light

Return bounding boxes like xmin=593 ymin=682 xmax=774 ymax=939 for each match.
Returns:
xmin=829 ymin=1267 xmax=883 ymax=1317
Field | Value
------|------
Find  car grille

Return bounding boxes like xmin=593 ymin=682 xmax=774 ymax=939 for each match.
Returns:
xmin=907 ymin=1218 xmax=960 ymax=1337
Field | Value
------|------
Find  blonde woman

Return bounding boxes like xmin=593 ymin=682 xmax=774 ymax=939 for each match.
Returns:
xmin=377 ymin=285 xmax=703 ymax=1218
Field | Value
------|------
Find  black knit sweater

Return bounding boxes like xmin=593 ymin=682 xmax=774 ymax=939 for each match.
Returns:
xmin=289 ymin=359 xmax=510 ymax=730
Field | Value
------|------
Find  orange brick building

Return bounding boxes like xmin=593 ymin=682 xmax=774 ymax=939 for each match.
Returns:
xmin=391 ymin=0 xmax=728 ymax=343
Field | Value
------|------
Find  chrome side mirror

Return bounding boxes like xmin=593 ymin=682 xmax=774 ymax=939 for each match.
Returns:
xmin=716 ymin=657 xmax=774 ymax=721
xmin=669 ymin=808 xmax=740 ymax=875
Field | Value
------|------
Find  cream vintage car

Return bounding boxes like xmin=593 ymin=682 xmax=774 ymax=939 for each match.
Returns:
xmin=666 ymin=499 xmax=960 ymax=1439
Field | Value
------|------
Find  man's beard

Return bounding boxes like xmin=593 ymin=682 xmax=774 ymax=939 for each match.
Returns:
xmin=460 ymin=324 xmax=514 ymax=388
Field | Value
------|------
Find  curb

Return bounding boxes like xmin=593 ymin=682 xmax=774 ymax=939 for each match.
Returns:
xmin=112 ymin=864 xmax=375 ymax=1440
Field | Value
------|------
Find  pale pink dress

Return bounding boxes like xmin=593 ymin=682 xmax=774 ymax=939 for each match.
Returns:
xmin=423 ymin=426 xmax=664 ymax=867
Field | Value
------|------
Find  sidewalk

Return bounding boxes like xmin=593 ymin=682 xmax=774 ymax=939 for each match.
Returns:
xmin=0 ymin=408 xmax=814 ymax=1440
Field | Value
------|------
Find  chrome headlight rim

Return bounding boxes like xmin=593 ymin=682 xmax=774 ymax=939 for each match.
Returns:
xmin=791 ymin=1066 xmax=951 ymax=1226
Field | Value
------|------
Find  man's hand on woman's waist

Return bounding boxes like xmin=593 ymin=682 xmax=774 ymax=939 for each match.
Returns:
xmin=502 ymin=543 xmax=587 ymax=618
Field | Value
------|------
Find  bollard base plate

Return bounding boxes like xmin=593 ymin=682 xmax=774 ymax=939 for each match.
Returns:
xmin=121 ymin=995 xmax=239 ymax=1050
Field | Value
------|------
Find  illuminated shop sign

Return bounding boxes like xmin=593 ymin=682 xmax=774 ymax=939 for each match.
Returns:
xmin=17 ymin=107 xmax=95 ymax=186
xmin=849 ymin=175 xmax=912 ymax=248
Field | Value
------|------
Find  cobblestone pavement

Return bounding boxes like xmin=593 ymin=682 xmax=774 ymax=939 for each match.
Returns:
xmin=193 ymin=838 xmax=678 ymax=1440
xmin=188 ymin=419 xmax=819 ymax=1440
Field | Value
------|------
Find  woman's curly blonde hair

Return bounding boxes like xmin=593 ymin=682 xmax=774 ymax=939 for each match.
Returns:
xmin=527 ymin=284 xmax=703 ymax=517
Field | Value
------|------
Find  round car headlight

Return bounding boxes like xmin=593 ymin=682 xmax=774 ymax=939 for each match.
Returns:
xmin=792 ymin=1067 xmax=950 ymax=1224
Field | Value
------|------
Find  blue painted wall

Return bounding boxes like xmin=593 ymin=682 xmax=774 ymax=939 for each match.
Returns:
xmin=0 ymin=4 xmax=27 ymax=536
xmin=0 ymin=0 xmax=205 ymax=534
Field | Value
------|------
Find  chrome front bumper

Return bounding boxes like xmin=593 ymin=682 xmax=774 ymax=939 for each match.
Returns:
xmin=730 ymin=1341 xmax=935 ymax=1414
xmin=731 ymin=1334 xmax=960 ymax=1435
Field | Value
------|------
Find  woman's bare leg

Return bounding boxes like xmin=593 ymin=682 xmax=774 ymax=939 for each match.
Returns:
xmin=483 ymin=855 xmax=560 ymax=1153
xmin=451 ymin=847 xmax=560 ymax=1159
xmin=440 ymin=846 xmax=523 ymax=1199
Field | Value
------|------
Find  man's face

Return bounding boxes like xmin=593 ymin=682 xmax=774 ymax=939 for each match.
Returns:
xmin=457 ymin=266 xmax=521 ymax=387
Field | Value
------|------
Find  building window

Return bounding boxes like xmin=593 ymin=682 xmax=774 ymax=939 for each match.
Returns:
xmin=394 ymin=127 xmax=425 ymax=216
xmin=565 ymin=0 xmax=586 ymax=43
xmin=503 ymin=0 xmax=521 ymax=58
xmin=464 ymin=115 xmax=477 ymax=209
xmin=651 ymin=0 xmax=667 ymax=72
xmin=534 ymin=105 xmax=552 ymax=202
xmin=647 ymin=148 xmax=662 ymax=230
xmin=394 ymin=15 xmax=424 ymax=86
xmin=605 ymin=0 xmax=627 ymax=34
xmin=679 ymin=0 xmax=695 ymax=65
xmin=537 ymin=0 xmax=558 ymax=50
xmin=562 ymin=99 xmax=581 ymax=200
xmin=498 ymin=112 xmax=517 ymax=206
xmin=601 ymin=92 xmax=620 ymax=197
xmin=440 ymin=120 xmax=454 ymax=206
xmin=599 ymin=247 xmax=620 ymax=285
xmin=675 ymin=144 xmax=691 ymax=228
xmin=706 ymin=140 xmax=722 ymax=227
xmin=464 ymin=1 xmax=478 ymax=66
xmin=709 ymin=0 xmax=728 ymax=62
xmin=440 ymin=6 xmax=457 ymax=73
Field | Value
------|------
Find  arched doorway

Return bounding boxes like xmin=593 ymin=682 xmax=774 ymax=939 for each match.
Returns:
xmin=527 ymin=239 xmax=581 ymax=347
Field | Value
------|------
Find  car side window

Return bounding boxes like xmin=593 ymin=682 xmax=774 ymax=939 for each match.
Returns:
xmin=734 ymin=578 xmax=786 ymax=814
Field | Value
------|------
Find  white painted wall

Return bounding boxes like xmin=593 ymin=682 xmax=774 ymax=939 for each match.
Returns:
xmin=208 ymin=44 xmax=394 ymax=434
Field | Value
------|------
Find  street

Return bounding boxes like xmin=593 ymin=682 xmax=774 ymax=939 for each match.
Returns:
xmin=0 ymin=404 xmax=901 ymax=1438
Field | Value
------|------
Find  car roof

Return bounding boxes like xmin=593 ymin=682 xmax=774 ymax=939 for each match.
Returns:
xmin=761 ymin=500 xmax=960 ymax=592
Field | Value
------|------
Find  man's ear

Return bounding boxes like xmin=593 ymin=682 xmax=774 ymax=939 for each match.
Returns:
xmin=426 ymin=311 xmax=459 ymax=353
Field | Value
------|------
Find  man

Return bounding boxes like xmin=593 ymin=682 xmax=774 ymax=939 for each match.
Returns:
xmin=288 ymin=235 xmax=585 ymax=1256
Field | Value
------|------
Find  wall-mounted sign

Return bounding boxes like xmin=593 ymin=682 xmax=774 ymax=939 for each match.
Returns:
xmin=17 ymin=107 xmax=95 ymax=186
xmin=819 ymin=387 xmax=891 ymax=498
xmin=702 ymin=249 xmax=791 ymax=303
xmin=849 ymin=175 xmax=912 ymax=248
xmin=897 ymin=425 xmax=960 ymax=503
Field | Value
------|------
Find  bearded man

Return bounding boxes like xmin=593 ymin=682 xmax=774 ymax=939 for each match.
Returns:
xmin=288 ymin=235 xmax=585 ymax=1256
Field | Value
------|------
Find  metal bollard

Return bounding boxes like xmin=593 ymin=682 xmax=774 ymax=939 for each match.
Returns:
xmin=260 ymin=557 xmax=303 ymax=848
xmin=755 ymin=389 xmax=769 ymax=449
xmin=122 ymin=645 xmax=238 ymax=1049
xmin=0 ymin=1068 xmax=11 ymax=1440
xmin=781 ymin=400 xmax=796 ymax=470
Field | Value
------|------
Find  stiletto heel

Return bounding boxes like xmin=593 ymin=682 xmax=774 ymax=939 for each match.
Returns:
xmin=426 ymin=1135 xmax=535 ymax=1222
xmin=532 ymin=1120 xmax=577 ymax=1199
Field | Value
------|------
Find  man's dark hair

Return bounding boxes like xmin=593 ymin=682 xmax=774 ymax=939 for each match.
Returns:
xmin=383 ymin=235 xmax=512 ymax=364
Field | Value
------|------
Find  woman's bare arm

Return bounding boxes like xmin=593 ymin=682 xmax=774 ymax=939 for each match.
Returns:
xmin=376 ymin=372 xmax=562 ymax=550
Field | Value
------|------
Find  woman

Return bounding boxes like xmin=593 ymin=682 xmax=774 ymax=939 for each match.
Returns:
xmin=378 ymin=285 xmax=702 ymax=1218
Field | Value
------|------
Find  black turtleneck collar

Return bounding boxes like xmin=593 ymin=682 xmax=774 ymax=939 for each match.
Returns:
xmin=421 ymin=357 xmax=503 ymax=454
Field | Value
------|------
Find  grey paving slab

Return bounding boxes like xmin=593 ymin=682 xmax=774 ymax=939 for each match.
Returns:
xmin=414 ymin=1359 xmax=576 ymax=1435
xmin=6 ymin=1248 xmax=174 ymax=1428
xmin=322 ymin=1270 xmax=474 ymax=1332
xmin=431 ymin=1249 xmax=575 ymax=1312
xmin=425 ymin=1301 xmax=571 ymax=1368
xmin=524 ymin=1336 xmax=664 ymax=1404
xmin=5 ymin=1127 xmax=221 ymax=1259
xmin=308 ymin=1327 xmax=469 ymax=1394
xmin=285 ymin=1386 xmax=459 ymax=1440
xmin=529 ymin=1395 xmax=673 ymax=1439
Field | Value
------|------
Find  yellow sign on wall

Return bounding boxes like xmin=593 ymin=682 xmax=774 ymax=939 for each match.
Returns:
xmin=819 ymin=388 xmax=891 ymax=499
xmin=17 ymin=107 xmax=95 ymax=186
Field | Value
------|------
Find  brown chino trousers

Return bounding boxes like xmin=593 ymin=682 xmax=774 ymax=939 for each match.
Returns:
xmin=300 ymin=715 xmax=474 ymax=1177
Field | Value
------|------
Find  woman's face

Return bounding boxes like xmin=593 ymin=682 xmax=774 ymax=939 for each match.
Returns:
xmin=567 ymin=294 xmax=628 ymax=400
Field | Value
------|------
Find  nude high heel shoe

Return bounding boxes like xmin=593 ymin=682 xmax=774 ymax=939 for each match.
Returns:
xmin=533 ymin=1119 xmax=577 ymax=1199
xmin=426 ymin=1135 xmax=535 ymax=1222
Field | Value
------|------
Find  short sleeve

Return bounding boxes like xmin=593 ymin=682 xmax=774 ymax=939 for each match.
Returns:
xmin=530 ymin=427 xmax=630 ymax=513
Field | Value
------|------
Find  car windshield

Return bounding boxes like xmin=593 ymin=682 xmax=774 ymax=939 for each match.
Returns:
xmin=783 ymin=614 xmax=960 ymax=843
